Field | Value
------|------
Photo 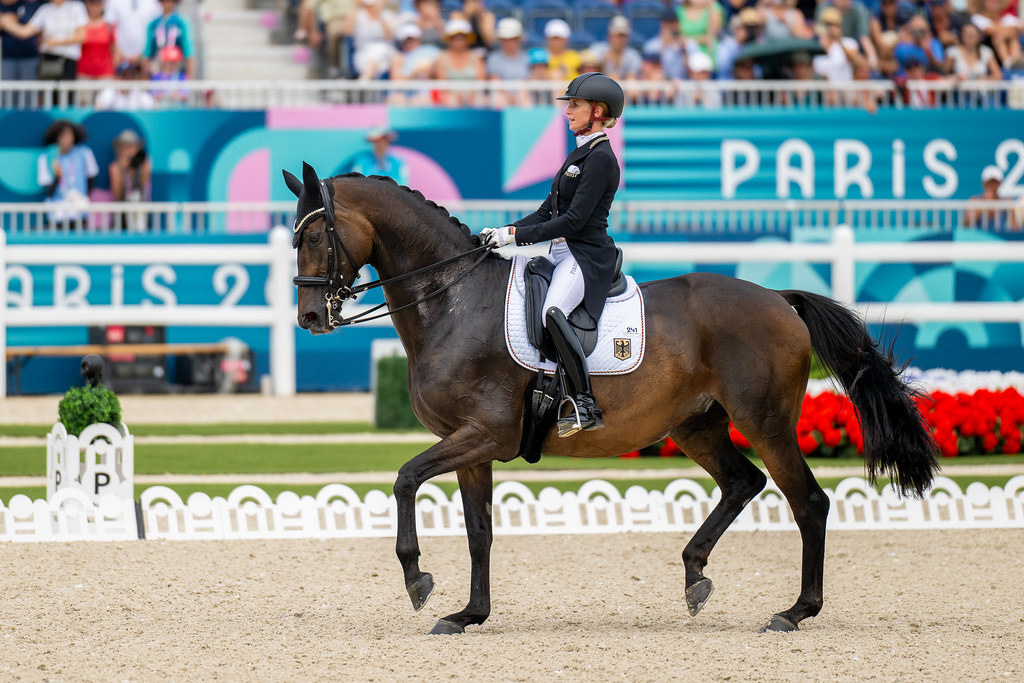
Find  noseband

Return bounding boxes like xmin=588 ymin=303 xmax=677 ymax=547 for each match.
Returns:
xmin=292 ymin=176 xmax=493 ymax=328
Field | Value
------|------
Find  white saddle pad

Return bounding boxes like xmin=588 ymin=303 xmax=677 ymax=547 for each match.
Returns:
xmin=503 ymin=254 xmax=646 ymax=375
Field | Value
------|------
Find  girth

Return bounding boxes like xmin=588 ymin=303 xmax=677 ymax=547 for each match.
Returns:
xmin=524 ymin=247 xmax=626 ymax=358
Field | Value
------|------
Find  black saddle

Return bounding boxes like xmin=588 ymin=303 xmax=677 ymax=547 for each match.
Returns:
xmin=524 ymin=248 xmax=626 ymax=358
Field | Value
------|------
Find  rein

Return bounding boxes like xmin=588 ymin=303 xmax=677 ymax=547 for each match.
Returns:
xmin=293 ymin=178 xmax=495 ymax=329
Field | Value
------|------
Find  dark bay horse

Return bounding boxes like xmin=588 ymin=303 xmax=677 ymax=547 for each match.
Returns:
xmin=283 ymin=163 xmax=938 ymax=635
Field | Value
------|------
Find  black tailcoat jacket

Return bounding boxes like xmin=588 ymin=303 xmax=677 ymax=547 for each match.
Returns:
xmin=512 ymin=132 xmax=620 ymax=322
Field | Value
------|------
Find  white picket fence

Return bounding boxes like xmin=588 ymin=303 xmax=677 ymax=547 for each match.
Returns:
xmin=1 ymin=476 xmax=1022 ymax=543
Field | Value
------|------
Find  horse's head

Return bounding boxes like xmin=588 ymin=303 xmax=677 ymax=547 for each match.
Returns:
xmin=283 ymin=162 xmax=374 ymax=334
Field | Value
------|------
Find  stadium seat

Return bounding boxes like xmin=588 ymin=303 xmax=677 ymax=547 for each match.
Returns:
xmin=522 ymin=0 xmax=573 ymax=41
xmin=574 ymin=0 xmax=619 ymax=43
xmin=441 ymin=0 xmax=463 ymax=18
xmin=623 ymin=0 xmax=666 ymax=45
xmin=486 ymin=0 xmax=520 ymax=23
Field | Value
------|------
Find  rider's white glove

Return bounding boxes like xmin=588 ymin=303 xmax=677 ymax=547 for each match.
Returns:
xmin=480 ymin=226 xmax=516 ymax=248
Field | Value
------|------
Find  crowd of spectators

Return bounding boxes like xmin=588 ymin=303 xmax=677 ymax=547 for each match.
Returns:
xmin=289 ymin=0 xmax=1024 ymax=106
xmin=0 ymin=0 xmax=195 ymax=105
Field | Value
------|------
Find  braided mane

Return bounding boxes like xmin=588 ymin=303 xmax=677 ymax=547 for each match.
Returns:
xmin=333 ymin=172 xmax=483 ymax=246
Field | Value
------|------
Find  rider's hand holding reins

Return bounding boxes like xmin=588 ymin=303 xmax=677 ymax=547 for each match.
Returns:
xmin=480 ymin=226 xmax=516 ymax=248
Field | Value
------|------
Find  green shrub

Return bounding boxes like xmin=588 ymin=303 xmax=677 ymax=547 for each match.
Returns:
xmin=374 ymin=355 xmax=420 ymax=429
xmin=57 ymin=385 xmax=123 ymax=437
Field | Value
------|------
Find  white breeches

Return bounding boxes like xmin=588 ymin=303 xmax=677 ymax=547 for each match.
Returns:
xmin=542 ymin=240 xmax=586 ymax=326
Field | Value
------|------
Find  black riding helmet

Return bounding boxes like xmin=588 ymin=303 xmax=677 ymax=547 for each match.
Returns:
xmin=555 ymin=72 xmax=624 ymax=119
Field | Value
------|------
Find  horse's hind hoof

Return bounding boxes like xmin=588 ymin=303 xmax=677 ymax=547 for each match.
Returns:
xmin=428 ymin=619 xmax=465 ymax=636
xmin=407 ymin=574 xmax=434 ymax=612
xmin=685 ymin=578 xmax=715 ymax=617
xmin=760 ymin=614 xmax=799 ymax=633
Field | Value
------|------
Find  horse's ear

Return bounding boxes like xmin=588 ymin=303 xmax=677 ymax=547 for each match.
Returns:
xmin=282 ymin=170 xmax=303 ymax=198
xmin=301 ymin=161 xmax=320 ymax=194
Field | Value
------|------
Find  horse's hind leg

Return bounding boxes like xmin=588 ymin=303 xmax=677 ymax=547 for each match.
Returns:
xmin=746 ymin=430 xmax=830 ymax=632
xmin=671 ymin=405 xmax=767 ymax=617
xmin=428 ymin=462 xmax=493 ymax=635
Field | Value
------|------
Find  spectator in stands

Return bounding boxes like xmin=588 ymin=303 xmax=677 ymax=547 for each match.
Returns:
xmin=927 ymin=0 xmax=965 ymax=48
xmin=343 ymin=0 xmax=397 ymax=80
xmin=643 ymin=8 xmax=686 ymax=80
xmin=814 ymin=7 xmax=859 ymax=82
xmin=149 ymin=44 xmax=188 ymax=102
xmin=636 ymin=49 xmax=671 ymax=104
xmin=577 ymin=49 xmax=601 ymax=74
xmin=528 ymin=47 xmax=549 ymax=80
xmin=900 ymin=55 xmax=936 ymax=107
xmin=543 ymin=19 xmax=580 ymax=81
xmin=1 ymin=0 xmax=87 ymax=81
xmin=870 ymin=0 xmax=911 ymax=54
xmin=411 ymin=0 xmax=444 ymax=47
xmin=388 ymin=23 xmax=440 ymax=104
xmin=971 ymin=0 xmax=1022 ymax=67
xmin=716 ymin=8 xmax=765 ymax=80
xmin=816 ymin=0 xmax=878 ymax=70
xmin=108 ymin=128 xmax=151 ymax=230
xmin=761 ymin=0 xmax=813 ymax=40
xmin=527 ymin=48 xmax=554 ymax=104
xmin=95 ymin=62 xmax=157 ymax=109
xmin=679 ymin=51 xmax=721 ymax=107
xmin=487 ymin=17 xmax=529 ymax=106
xmin=433 ymin=18 xmax=485 ymax=105
xmin=0 ymin=0 xmax=42 ymax=89
xmin=78 ymin=0 xmax=116 ymax=79
xmin=850 ymin=54 xmax=881 ymax=112
xmin=895 ymin=14 xmax=946 ymax=75
xmin=141 ymin=0 xmax=194 ymax=80
xmin=678 ymin=0 xmax=722 ymax=66
xmin=732 ymin=56 xmax=757 ymax=79
xmin=592 ymin=16 xmax=642 ymax=80
xmin=347 ymin=126 xmax=409 ymax=185
xmin=451 ymin=0 xmax=494 ymax=51
xmin=946 ymin=22 xmax=1002 ymax=79
xmin=780 ymin=50 xmax=824 ymax=106
xmin=38 ymin=119 xmax=98 ymax=229
xmin=104 ymin=0 xmax=160 ymax=73
xmin=299 ymin=0 xmax=356 ymax=78
xmin=965 ymin=165 xmax=1020 ymax=229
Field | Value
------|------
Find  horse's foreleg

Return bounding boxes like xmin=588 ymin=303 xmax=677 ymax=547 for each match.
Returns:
xmin=672 ymin=417 xmax=767 ymax=618
xmin=393 ymin=428 xmax=497 ymax=620
xmin=429 ymin=462 xmax=494 ymax=635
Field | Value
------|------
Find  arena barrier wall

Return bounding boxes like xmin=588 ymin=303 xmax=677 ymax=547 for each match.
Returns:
xmin=1 ymin=107 xmax=1022 ymax=206
xmin=1 ymin=476 xmax=1022 ymax=543
xmin=6 ymin=224 xmax=1024 ymax=396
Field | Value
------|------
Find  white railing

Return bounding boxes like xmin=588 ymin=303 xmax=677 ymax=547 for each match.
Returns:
xmin=3 ymin=199 xmax=1021 ymax=237
xmin=2 ymin=78 xmax=1021 ymax=110
xmin=4 ymin=224 xmax=1024 ymax=397
xmin=2 ymin=476 xmax=1022 ymax=542
xmin=0 ymin=226 xmax=297 ymax=398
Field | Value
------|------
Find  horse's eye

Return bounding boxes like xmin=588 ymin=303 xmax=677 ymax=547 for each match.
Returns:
xmin=307 ymin=231 xmax=323 ymax=246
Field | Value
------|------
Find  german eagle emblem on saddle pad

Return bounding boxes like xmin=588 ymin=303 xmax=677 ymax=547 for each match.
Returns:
xmin=503 ymin=254 xmax=646 ymax=375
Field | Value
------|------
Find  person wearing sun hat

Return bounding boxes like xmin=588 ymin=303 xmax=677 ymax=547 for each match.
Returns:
xmin=346 ymin=126 xmax=409 ymax=186
xmin=965 ymin=165 xmax=1020 ymax=229
xmin=479 ymin=73 xmax=625 ymax=436
xmin=37 ymin=119 xmax=98 ymax=228
xmin=592 ymin=15 xmax=642 ymax=79
xmin=544 ymin=18 xmax=581 ymax=80
xmin=487 ymin=17 xmax=530 ymax=105
xmin=433 ymin=17 xmax=485 ymax=105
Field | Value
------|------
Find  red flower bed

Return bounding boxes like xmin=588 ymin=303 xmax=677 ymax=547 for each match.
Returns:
xmin=649 ymin=388 xmax=1024 ymax=459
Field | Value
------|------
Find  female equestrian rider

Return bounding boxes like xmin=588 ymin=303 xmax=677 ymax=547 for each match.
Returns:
xmin=481 ymin=72 xmax=624 ymax=437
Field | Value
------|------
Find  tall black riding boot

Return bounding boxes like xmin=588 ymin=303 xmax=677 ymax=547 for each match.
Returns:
xmin=545 ymin=307 xmax=604 ymax=437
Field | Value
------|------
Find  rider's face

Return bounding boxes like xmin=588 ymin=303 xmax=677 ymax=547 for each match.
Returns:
xmin=565 ymin=98 xmax=594 ymax=133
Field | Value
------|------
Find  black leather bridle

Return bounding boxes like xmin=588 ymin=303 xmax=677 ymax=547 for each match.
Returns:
xmin=292 ymin=177 xmax=494 ymax=328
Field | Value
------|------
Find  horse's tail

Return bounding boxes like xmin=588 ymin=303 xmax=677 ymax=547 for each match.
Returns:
xmin=780 ymin=290 xmax=938 ymax=498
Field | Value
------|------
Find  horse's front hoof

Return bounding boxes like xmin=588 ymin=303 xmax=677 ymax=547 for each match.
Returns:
xmin=685 ymin=577 xmax=715 ymax=617
xmin=428 ymin=619 xmax=465 ymax=635
xmin=759 ymin=614 xmax=799 ymax=633
xmin=407 ymin=573 xmax=434 ymax=612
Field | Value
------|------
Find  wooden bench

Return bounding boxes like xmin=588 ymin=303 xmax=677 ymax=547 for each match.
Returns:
xmin=5 ymin=342 xmax=234 ymax=394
